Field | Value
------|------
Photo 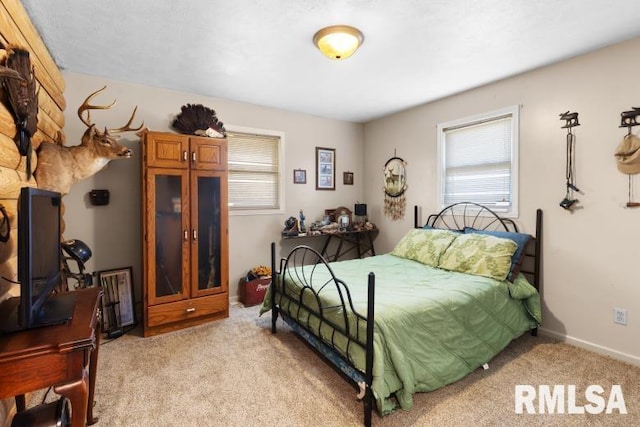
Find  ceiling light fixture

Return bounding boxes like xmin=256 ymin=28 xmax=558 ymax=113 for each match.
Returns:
xmin=313 ymin=25 xmax=364 ymax=60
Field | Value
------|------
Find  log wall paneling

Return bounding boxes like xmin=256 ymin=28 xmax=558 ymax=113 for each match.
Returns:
xmin=0 ymin=0 xmax=65 ymax=109
xmin=0 ymin=133 xmax=38 ymax=173
xmin=0 ymin=107 xmax=58 ymax=149
xmin=0 ymin=76 xmax=64 ymax=145
xmin=37 ymin=87 xmax=65 ymax=129
xmin=0 ymin=0 xmax=66 ymax=423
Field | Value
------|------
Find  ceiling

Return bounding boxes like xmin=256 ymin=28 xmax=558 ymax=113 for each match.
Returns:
xmin=21 ymin=0 xmax=640 ymax=123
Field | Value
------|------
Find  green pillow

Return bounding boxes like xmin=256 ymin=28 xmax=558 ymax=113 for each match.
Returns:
xmin=390 ymin=228 xmax=458 ymax=267
xmin=463 ymin=227 xmax=532 ymax=282
xmin=437 ymin=233 xmax=517 ymax=281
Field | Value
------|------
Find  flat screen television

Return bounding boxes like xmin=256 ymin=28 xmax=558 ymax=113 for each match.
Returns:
xmin=0 ymin=187 xmax=76 ymax=332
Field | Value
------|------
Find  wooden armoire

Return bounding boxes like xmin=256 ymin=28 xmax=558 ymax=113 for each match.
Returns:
xmin=141 ymin=130 xmax=229 ymax=336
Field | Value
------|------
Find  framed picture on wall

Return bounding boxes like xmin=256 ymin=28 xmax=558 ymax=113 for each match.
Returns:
xmin=343 ymin=171 xmax=354 ymax=185
xmin=293 ymin=169 xmax=307 ymax=184
xmin=316 ymin=147 xmax=335 ymax=190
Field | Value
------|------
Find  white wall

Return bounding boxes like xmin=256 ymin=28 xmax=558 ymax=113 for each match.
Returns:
xmin=60 ymin=72 xmax=364 ymax=310
xmin=364 ymin=37 xmax=640 ymax=364
xmin=61 ymin=36 xmax=640 ymax=365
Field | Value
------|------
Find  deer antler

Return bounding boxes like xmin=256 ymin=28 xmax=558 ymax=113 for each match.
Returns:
xmin=77 ymin=85 xmax=116 ymax=128
xmin=109 ymin=105 xmax=144 ymax=133
xmin=77 ymin=85 xmax=144 ymax=132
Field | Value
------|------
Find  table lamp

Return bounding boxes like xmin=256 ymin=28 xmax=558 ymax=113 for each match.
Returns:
xmin=354 ymin=203 xmax=367 ymax=224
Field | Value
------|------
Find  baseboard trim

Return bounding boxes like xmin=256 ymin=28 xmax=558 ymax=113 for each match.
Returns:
xmin=538 ymin=327 xmax=640 ymax=367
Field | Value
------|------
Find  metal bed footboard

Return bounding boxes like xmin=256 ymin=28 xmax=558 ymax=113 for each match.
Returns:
xmin=270 ymin=242 xmax=375 ymax=427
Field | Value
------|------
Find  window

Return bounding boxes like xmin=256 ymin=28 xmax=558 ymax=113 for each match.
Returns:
xmin=227 ymin=127 xmax=284 ymax=213
xmin=437 ymin=105 xmax=519 ymax=217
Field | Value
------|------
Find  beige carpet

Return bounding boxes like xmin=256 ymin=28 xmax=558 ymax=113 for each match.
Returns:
xmin=32 ymin=304 xmax=638 ymax=426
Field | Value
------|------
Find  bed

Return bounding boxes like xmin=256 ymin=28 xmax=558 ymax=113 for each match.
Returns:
xmin=261 ymin=203 xmax=542 ymax=426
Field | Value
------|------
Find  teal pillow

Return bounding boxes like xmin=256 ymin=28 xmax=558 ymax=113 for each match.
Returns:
xmin=438 ymin=233 xmax=517 ymax=281
xmin=463 ymin=227 xmax=532 ymax=282
xmin=391 ymin=228 xmax=458 ymax=267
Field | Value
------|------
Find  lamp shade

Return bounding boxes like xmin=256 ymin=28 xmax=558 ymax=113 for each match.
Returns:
xmin=313 ymin=25 xmax=364 ymax=60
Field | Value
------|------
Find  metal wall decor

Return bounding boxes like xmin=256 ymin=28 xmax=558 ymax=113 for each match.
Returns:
xmin=383 ymin=154 xmax=407 ymax=220
xmin=559 ymin=111 xmax=582 ymax=211
xmin=620 ymin=107 xmax=640 ymax=128
xmin=614 ymin=106 xmax=640 ymax=207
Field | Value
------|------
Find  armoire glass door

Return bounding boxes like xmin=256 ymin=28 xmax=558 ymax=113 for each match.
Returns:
xmin=191 ymin=171 xmax=224 ymax=297
xmin=150 ymin=169 xmax=189 ymax=304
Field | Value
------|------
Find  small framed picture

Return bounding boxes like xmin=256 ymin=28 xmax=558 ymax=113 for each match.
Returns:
xmin=98 ymin=267 xmax=136 ymax=337
xmin=293 ymin=169 xmax=307 ymax=184
xmin=316 ymin=147 xmax=335 ymax=190
xmin=343 ymin=171 xmax=354 ymax=185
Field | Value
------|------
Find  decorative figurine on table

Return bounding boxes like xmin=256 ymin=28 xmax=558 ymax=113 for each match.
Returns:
xmin=338 ymin=210 xmax=350 ymax=232
xmin=299 ymin=209 xmax=306 ymax=233
xmin=282 ymin=216 xmax=299 ymax=237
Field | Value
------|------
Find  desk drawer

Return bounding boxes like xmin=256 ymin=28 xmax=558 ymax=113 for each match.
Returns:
xmin=147 ymin=294 xmax=227 ymax=327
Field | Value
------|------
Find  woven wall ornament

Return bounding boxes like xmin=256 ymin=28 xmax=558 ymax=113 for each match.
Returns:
xmin=383 ymin=156 xmax=407 ymax=220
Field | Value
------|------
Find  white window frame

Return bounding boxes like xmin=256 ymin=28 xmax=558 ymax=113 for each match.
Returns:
xmin=227 ymin=125 xmax=285 ymax=216
xmin=436 ymin=105 xmax=519 ymax=218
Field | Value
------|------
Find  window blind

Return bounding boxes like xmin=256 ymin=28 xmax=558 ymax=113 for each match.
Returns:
xmin=227 ymin=131 xmax=280 ymax=210
xmin=442 ymin=115 xmax=513 ymax=208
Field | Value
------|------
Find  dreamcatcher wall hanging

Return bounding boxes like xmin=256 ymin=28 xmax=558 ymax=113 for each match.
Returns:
xmin=383 ymin=154 xmax=407 ymax=220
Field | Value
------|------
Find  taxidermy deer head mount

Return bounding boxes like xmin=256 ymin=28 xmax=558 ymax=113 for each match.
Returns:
xmin=34 ymin=86 xmax=144 ymax=195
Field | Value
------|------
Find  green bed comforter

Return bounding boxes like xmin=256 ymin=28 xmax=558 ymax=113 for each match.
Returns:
xmin=261 ymin=253 xmax=541 ymax=415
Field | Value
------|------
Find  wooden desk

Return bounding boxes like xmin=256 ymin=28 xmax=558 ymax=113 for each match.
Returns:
xmin=0 ymin=287 xmax=103 ymax=427
xmin=283 ymin=228 xmax=378 ymax=262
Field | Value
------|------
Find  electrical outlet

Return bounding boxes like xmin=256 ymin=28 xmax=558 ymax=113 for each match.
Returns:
xmin=613 ymin=308 xmax=628 ymax=326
